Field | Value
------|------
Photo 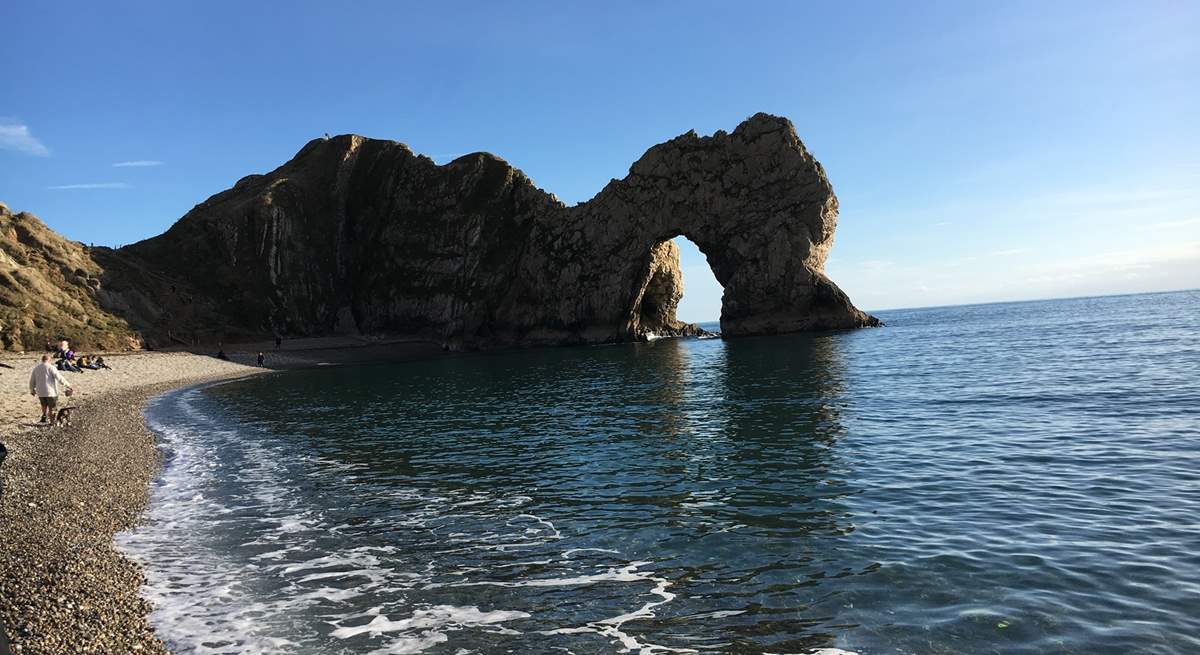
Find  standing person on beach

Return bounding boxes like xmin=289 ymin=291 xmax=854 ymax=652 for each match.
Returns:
xmin=29 ymin=354 xmax=73 ymax=424
xmin=257 ymin=352 xmax=265 ymax=367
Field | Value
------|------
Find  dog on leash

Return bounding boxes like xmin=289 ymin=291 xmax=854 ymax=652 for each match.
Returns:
xmin=51 ymin=406 xmax=77 ymax=427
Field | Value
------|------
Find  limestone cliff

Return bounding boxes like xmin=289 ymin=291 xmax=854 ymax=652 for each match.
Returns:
xmin=116 ymin=113 xmax=876 ymax=348
xmin=2 ymin=113 xmax=877 ymax=352
xmin=521 ymin=113 xmax=879 ymax=340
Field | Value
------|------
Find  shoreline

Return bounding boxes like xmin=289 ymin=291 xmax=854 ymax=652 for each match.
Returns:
xmin=0 ymin=337 xmax=455 ymax=653
xmin=1 ymin=337 xmax=791 ymax=653
xmin=0 ymin=359 xmax=268 ymax=654
xmin=0 ymin=338 xmax=455 ymax=654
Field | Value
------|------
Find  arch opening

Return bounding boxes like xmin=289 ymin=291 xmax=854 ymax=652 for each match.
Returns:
xmin=672 ymin=236 xmax=724 ymax=328
xmin=625 ymin=236 xmax=724 ymax=340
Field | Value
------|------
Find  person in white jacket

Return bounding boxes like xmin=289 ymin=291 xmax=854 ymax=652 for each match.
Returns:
xmin=29 ymin=354 xmax=73 ymax=424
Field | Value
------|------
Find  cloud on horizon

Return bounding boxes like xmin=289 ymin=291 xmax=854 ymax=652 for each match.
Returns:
xmin=46 ymin=182 xmax=133 ymax=190
xmin=832 ymin=239 xmax=1199 ymax=311
xmin=112 ymin=160 xmax=164 ymax=167
xmin=0 ymin=119 xmax=50 ymax=156
xmin=1149 ymin=217 xmax=1200 ymax=230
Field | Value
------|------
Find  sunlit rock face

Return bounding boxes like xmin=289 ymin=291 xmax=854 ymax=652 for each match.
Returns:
xmin=112 ymin=113 xmax=877 ymax=348
xmin=0 ymin=202 xmax=141 ymax=351
xmin=532 ymin=112 xmax=879 ymax=339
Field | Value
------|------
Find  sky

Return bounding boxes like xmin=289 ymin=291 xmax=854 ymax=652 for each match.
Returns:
xmin=2 ymin=2 xmax=1197 ymax=321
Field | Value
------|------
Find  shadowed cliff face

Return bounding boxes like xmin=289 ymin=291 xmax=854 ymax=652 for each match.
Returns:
xmin=54 ymin=113 xmax=875 ymax=350
xmin=117 ymin=136 xmax=560 ymax=346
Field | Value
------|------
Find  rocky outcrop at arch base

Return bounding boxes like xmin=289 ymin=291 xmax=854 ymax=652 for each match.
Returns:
xmin=116 ymin=113 xmax=879 ymax=349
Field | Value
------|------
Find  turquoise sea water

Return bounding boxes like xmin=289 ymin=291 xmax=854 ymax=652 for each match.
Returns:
xmin=118 ymin=290 xmax=1200 ymax=654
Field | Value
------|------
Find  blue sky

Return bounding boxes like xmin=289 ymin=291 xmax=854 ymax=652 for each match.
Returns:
xmin=2 ymin=1 xmax=1197 ymax=321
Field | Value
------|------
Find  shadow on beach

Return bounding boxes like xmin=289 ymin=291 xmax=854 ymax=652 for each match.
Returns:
xmin=162 ymin=336 xmax=447 ymax=371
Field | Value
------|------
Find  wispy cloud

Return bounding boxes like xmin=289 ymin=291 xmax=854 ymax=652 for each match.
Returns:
xmin=836 ymin=240 xmax=1199 ymax=311
xmin=0 ymin=119 xmax=50 ymax=156
xmin=112 ymin=160 xmax=164 ymax=167
xmin=1036 ymin=241 xmax=1199 ymax=276
xmin=1030 ymin=184 xmax=1199 ymax=227
xmin=989 ymin=248 xmax=1028 ymax=256
xmin=1149 ymin=217 xmax=1200 ymax=230
xmin=46 ymin=182 xmax=133 ymax=190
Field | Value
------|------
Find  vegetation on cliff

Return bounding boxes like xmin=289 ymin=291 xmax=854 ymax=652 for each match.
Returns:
xmin=0 ymin=203 xmax=140 ymax=351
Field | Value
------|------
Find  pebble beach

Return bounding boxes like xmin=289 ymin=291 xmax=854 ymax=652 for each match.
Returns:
xmin=0 ymin=352 xmax=265 ymax=654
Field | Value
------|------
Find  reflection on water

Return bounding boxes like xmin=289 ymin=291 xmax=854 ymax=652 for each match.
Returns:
xmin=118 ymin=291 xmax=1200 ymax=654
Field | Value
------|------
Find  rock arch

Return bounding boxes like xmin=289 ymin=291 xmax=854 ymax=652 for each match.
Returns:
xmin=505 ymin=113 xmax=879 ymax=343
xmin=110 ymin=113 xmax=877 ymax=349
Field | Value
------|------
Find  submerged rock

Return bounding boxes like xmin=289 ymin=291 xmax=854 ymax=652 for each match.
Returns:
xmin=2 ymin=113 xmax=877 ymax=351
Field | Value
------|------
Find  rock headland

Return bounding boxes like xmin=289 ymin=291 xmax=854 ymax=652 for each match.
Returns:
xmin=1 ymin=113 xmax=877 ymax=351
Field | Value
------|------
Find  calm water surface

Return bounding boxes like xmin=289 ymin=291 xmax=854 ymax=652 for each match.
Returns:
xmin=118 ymin=290 xmax=1200 ymax=654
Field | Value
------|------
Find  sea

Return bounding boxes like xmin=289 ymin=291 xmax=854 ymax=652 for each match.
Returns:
xmin=116 ymin=290 xmax=1200 ymax=655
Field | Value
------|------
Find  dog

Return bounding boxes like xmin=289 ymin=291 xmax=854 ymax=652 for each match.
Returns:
xmin=51 ymin=406 xmax=77 ymax=428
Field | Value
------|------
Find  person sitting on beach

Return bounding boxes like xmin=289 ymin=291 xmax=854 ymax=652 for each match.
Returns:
xmin=78 ymin=355 xmax=109 ymax=370
xmin=30 ymin=354 xmax=74 ymax=424
xmin=93 ymin=356 xmax=111 ymax=369
xmin=57 ymin=349 xmax=82 ymax=373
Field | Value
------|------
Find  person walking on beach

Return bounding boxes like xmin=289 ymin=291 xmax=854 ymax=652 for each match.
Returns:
xmin=29 ymin=354 xmax=73 ymax=424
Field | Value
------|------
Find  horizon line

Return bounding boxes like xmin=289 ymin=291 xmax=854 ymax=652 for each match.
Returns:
xmin=863 ymin=286 xmax=1198 ymax=314
xmin=680 ymin=287 xmax=1199 ymax=324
